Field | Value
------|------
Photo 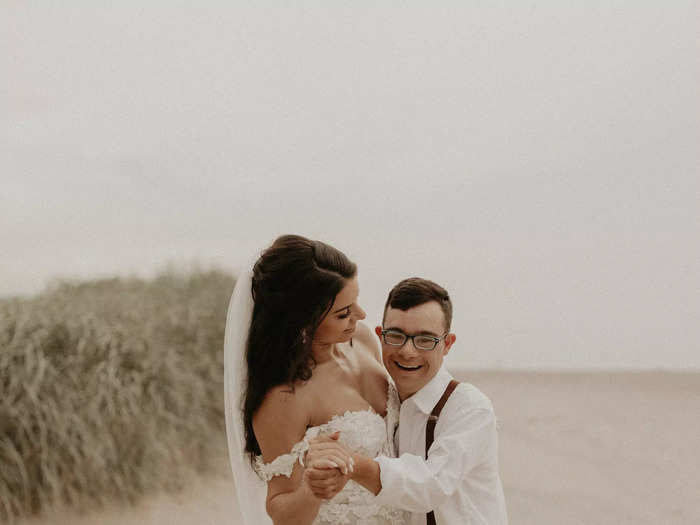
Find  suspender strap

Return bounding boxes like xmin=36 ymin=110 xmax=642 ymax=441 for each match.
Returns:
xmin=425 ymin=379 xmax=460 ymax=525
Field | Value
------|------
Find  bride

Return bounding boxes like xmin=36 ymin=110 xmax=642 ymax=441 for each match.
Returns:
xmin=224 ymin=235 xmax=407 ymax=525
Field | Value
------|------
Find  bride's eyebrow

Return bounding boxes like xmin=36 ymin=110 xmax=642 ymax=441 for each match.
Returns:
xmin=333 ymin=304 xmax=352 ymax=313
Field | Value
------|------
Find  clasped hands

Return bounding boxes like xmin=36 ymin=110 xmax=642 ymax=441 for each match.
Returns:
xmin=303 ymin=431 xmax=354 ymax=500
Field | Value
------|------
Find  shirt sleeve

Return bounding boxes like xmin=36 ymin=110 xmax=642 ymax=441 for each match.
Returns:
xmin=373 ymin=407 xmax=497 ymax=513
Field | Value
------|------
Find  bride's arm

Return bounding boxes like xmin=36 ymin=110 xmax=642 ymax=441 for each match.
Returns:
xmin=266 ymin=470 xmax=320 ymax=525
xmin=353 ymin=322 xmax=383 ymax=363
xmin=253 ymin=387 xmax=322 ymax=525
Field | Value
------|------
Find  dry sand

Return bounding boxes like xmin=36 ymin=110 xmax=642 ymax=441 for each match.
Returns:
xmin=17 ymin=371 xmax=700 ymax=525
xmin=465 ymin=371 xmax=700 ymax=524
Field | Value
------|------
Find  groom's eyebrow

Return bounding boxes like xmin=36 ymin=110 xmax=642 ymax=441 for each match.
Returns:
xmin=384 ymin=326 xmax=441 ymax=337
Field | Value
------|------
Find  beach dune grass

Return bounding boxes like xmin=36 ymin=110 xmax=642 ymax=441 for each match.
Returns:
xmin=0 ymin=270 xmax=235 ymax=522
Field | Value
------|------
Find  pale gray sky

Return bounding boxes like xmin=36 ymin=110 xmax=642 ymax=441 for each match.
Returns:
xmin=2 ymin=2 xmax=699 ymax=368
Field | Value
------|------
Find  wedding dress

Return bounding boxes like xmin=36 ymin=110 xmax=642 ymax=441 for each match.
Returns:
xmin=254 ymin=382 xmax=408 ymax=525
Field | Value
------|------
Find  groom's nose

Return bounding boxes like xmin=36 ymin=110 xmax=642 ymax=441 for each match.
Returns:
xmin=397 ymin=339 xmax=420 ymax=359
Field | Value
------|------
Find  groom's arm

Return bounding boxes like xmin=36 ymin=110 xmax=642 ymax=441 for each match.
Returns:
xmin=371 ymin=406 xmax=498 ymax=513
xmin=308 ymin=408 xmax=496 ymax=504
xmin=347 ymin=452 xmax=382 ymax=494
xmin=307 ymin=407 xmax=497 ymax=506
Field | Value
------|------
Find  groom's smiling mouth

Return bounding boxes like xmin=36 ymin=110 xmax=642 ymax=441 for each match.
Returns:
xmin=395 ymin=361 xmax=422 ymax=371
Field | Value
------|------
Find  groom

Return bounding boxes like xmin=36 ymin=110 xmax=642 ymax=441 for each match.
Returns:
xmin=305 ymin=278 xmax=508 ymax=524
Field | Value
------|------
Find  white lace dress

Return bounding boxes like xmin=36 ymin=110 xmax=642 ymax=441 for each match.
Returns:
xmin=254 ymin=383 xmax=408 ymax=525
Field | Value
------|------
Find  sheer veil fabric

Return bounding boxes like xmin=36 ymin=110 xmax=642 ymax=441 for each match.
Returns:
xmin=223 ymin=259 xmax=273 ymax=525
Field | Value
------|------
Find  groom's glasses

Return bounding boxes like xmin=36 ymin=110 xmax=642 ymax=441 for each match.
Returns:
xmin=380 ymin=329 xmax=447 ymax=351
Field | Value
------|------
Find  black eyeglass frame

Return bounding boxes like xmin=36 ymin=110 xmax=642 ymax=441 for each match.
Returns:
xmin=380 ymin=329 xmax=448 ymax=351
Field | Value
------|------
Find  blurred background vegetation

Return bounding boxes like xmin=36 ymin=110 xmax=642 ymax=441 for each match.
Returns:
xmin=0 ymin=270 xmax=236 ymax=522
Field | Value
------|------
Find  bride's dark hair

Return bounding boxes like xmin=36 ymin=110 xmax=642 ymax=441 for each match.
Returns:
xmin=243 ymin=234 xmax=357 ymax=456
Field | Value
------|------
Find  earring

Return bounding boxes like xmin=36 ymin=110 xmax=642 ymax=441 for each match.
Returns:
xmin=301 ymin=330 xmax=308 ymax=345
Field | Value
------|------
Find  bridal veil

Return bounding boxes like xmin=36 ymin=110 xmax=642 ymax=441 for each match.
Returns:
xmin=223 ymin=258 xmax=273 ymax=525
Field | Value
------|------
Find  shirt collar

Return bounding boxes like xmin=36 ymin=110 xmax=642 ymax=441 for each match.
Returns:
xmin=405 ymin=366 xmax=454 ymax=415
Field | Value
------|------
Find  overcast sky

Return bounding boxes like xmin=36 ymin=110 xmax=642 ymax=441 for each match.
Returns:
xmin=2 ymin=2 xmax=699 ymax=369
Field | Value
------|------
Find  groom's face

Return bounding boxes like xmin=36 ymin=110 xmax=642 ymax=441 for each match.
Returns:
xmin=376 ymin=301 xmax=456 ymax=401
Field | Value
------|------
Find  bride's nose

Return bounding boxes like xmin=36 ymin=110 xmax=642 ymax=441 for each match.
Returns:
xmin=353 ymin=304 xmax=366 ymax=320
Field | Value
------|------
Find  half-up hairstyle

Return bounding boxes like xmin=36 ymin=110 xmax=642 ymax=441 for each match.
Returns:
xmin=243 ymin=235 xmax=357 ymax=457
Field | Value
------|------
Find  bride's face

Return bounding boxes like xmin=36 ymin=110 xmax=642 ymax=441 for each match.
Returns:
xmin=313 ymin=276 xmax=366 ymax=344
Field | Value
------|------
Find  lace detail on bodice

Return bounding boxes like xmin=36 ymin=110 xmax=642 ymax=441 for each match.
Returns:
xmin=253 ymin=382 xmax=407 ymax=525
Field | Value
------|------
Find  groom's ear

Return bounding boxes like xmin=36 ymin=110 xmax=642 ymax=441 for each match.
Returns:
xmin=443 ymin=333 xmax=456 ymax=355
xmin=375 ymin=326 xmax=383 ymax=338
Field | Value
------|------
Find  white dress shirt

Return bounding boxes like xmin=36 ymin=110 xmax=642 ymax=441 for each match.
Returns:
xmin=374 ymin=366 xmax=508 ymax=525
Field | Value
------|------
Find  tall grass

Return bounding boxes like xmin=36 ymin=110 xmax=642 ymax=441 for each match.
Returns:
xmin=0 ymin=270 xmax=236 ymax=522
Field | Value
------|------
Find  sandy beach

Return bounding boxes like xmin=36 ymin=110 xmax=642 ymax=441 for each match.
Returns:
xmin=469 ymin=371 xmax=700 ymax=524
xmin=17 ymin=371 xmax=700 ymax=525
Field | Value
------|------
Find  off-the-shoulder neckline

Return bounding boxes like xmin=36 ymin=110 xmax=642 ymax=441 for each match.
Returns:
xmin=306 ymin=405 xmax=384 ymax=433
xmin=255 ymin=382 xmax=398 ymax=465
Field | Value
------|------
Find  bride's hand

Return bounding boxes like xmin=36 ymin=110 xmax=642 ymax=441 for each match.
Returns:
xmin=304 ymin=463 xmax=350 ymax=500
xmin=303 ymin=431 xmax=354 ymax=499
xmin=304 ymin=431 xmax=354 ymax=475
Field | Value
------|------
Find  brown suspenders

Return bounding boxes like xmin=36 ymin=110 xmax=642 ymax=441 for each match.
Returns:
xmin=425 ymin=379 xmax=460 ymax=525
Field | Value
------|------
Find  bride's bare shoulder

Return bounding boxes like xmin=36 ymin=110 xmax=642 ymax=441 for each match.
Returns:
xmin=353 ymin=321 xmax=382 ymax=363
xmin=252 ymin=384 xmax=310 ymax=461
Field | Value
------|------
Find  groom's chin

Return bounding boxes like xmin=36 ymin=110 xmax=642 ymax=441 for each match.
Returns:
xmin=387 ymin=366 xmax=419 ymax=389
xmin=386 ymin=360 xmax=438 ymax=399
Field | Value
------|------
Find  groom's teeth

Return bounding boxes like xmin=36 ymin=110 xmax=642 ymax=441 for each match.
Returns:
xmin=396 ymin=361 xmax=421 ymax=370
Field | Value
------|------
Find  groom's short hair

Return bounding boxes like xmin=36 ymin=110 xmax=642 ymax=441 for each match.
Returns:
xmin=383 ymin=277 xmax=453 ymax=331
